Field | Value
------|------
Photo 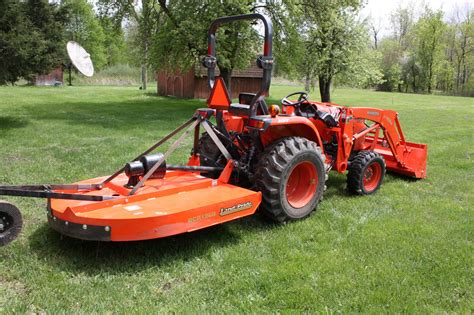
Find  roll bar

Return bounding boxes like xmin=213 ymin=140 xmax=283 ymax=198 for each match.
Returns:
xmin=202 ymin=13 xmax=274 ymax=115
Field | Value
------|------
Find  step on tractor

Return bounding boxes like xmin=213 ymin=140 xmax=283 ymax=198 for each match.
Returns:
xmin=0 ymin=14 xmax=427 ymax=246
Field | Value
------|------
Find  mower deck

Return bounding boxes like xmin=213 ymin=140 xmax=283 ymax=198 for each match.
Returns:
xmin=48 ymin=171 xmax=261 ymax=241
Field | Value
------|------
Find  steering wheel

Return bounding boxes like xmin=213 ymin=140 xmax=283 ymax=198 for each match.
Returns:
xmin=281 ymin=91 xmax=309 ymax=107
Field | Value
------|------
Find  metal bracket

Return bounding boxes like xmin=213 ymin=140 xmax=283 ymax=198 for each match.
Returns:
xmin=201 ymin=120 xmax=232 ymax=160
xmin=129 ymin=117 xmax=202 ymax=195
xmin=202 ymin=55 xmax=217 ymax=69
xmin=102 ymin=117 xmax=196 ymax=185
xmin=256 ymin=55 xmax=274 ymax=70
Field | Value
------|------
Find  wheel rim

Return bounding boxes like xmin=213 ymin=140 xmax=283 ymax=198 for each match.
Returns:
xmin=285 ymin=161 xmax=318 ymax=208
xmin=363 ymin=162 xmax=382 ymax=192
xmin=0 ymin=211 xmax=13 ymax=235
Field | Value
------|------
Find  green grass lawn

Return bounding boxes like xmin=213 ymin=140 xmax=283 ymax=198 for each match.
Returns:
xmin=0 ymin=85 xmax=472 ymax=313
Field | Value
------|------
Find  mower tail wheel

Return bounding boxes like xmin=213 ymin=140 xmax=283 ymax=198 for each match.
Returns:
xmin=347 ymin=151 xmax=386 ymax=195
xmin=0 ymin=200 xmax=23 ymax=246
xmin=255 ymin=137 xmax=326 ymax=222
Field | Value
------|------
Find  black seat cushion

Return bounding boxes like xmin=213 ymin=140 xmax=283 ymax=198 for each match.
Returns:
xmin=229 ymin=103 xmax=251 ymax=117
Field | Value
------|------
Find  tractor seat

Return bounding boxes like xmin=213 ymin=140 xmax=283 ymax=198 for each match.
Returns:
xmin=229 ymin=103 xmax=251 ymax=117
xmin=228 ymin=93 xmax=269 ymax=118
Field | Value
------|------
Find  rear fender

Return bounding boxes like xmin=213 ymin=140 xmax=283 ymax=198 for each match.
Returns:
xmin=259 ymin=116 xmax=323 ymax=149
xmin=222 ymin=112 xmax=245 ymax=132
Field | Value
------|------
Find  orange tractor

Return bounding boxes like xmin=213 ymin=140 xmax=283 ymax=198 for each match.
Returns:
xmin=0 ymin=14 xmax=427 ymax=246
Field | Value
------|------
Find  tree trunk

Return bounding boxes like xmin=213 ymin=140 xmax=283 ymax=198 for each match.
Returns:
xmin=141 ymin=0 xmax=150 ymax=90
xmin=220 ymin=68 xmax=233 ymax=97
xmin=456 ymin=58 xmax=462 ymax=93
xmin=427 ymin=62 xmax=432 ymax=94
xmin=318 ymin=76 xmax=331 ymax=102
xmin=373 ymin=32 xmax=378 ymax=50
xmin=411 ymin=64 xmax=417 ymax=93
xmin=305 ymin=73 xmax=311 ymax=92
xmin=141 ymin=65 xmax=147 ymax=90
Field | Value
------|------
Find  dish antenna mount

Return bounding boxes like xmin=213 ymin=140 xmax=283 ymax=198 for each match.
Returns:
xmin=66 ymin=41 xmax=94 ymax=85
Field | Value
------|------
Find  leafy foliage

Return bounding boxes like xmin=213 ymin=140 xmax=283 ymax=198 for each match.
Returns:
xmin=378 ymin=4 xmax=473 ymax=96
xmin=100 ymin=16 xmax=127 ymax=66
xmin=62 ymin=0 xmax=108 ymax=70
xmin=0 ymin=0 xmax=67 ymax=84
xmin=412 ymin=8 xmax=446 ymax=93
xmin=280 ymin=0 xmax=378 ymax=101
xmin=151 ymin=0 xmax=260 ymax=91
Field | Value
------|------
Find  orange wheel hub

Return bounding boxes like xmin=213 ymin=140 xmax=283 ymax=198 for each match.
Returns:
xmin=363 ymin=163 xmax=382 ymax=192
xmin=285 ymin=162 xmax=318 ymax=208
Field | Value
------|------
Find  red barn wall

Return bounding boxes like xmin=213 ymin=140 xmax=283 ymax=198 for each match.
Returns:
xmin=157 ymin=61 xmax=268 ymax=99
xmin=157 ymin=69 xmax=195 ymax=98
xmin=194 ymin=77 xmax=265 ymax=99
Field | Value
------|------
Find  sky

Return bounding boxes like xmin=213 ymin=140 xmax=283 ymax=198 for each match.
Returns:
xmin=361 ymin=0 xmax=473 ymax=37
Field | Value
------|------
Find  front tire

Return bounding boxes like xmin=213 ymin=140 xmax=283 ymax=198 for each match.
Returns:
xmin=347 ymin=151 xmax=386 ymax=195
xmin=255 ymin=137 xmax=326 ymax=222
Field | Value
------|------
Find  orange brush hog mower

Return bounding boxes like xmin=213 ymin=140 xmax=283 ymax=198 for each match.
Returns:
xmin=0 ymin=14 xmax=427 ymax=246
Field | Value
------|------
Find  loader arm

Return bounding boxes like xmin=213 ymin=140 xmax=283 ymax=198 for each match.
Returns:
xmin=350 ymin=108 xmax=406 ymax=165
xmin=348 ymin=107 xmax=427 ymax=178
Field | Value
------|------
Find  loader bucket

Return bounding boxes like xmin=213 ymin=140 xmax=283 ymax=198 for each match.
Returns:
xmin=375 ymin=141 xmax=427 ymax=179
xmin=48 ymin=172 xmax=262 ymax=242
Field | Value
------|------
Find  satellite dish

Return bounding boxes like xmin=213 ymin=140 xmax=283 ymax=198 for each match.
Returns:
xmin=66 ymin=41 xmax=94 ymax=77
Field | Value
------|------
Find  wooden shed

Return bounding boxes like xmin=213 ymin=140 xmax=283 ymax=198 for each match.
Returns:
xmin=156 ymin=62 xmax=267 ymax=99
xmin=32 ymin=67 xmax=63 ymax=86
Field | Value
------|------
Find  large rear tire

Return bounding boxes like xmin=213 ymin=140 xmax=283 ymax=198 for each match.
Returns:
xmin=347 ymin=151 xmax=385 ymax=195
xmin=0 ymin=200 xmax=23 ymax=246
xmin=255 ymin=137 xmax=326 ymax=222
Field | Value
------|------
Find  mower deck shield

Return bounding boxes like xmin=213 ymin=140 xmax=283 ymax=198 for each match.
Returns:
xmin=48 ymin=172 xmax=261 ymax=242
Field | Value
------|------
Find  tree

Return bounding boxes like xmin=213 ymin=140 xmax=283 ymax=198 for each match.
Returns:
xmin=62 ymin=0 xmax=107 ymax=70
xmin=377 ymin=38 xmax=403 ymax=91
xmin=288 ymin=0 xmax=368 ymax=102
xmin=450 ymin=5 xmax=473 ymax=95
xmin=368 ymin=15 xmax=383 ymax=50
xmin=97 ymin=0 xmax=159 ymax=90
xmin=152 ymin=1 xmax=261 ymax=94
xmin=0 ymin=0 xmax=67 ymax=84
xmin=390 ymin=4 xmax=414 ymax=49
xmin=100 ymin=16 xmax=127 ymax=66
xmin=413 ymin=8 xmax=446 ymax=93
xmin=0 ymin=1 xmax=32 ymax=84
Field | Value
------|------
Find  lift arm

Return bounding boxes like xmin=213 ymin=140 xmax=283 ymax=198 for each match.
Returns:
xmin=347 ymin=107 xmax=427 ymax=178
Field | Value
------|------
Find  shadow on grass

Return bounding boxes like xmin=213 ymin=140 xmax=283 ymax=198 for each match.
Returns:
xmin=21 ymin=96 xmax=203 ymax=130
xmin=324 ymin=173 xmax=349 ymax=198
xmin=325 ymin=169 xmax=420 ymax=195
xmin=385 ymin=171 xmax=420 ymax=183
xmin=27 ymin=214 xmax=276 ymax=275
xmin=0 ymin=117 xmax=29 ymax=131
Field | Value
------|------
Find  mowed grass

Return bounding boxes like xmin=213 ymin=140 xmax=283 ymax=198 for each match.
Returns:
xmin=0 ymin=85 xmax=472 ymax=313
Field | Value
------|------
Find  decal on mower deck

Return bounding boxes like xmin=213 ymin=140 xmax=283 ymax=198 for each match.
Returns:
xmin=220 ymin=202 xmax=253 ymax=216
xmin=188 ymin=212 xmax=216 ymax=223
